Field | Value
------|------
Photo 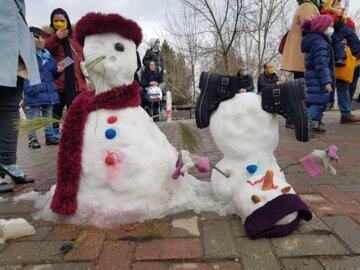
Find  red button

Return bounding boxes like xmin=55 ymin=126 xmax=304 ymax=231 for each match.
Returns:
xmin=107 ymin=116 xmax=118 ymax=124
xmin=105 ymin=153 xmax=117 ymax=165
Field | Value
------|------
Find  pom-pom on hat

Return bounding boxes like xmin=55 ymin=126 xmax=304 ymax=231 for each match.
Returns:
xmin=75 ymin=12 xmax=143 ymax=47
xmin=301 ymin=15 xmax=333 ymax=32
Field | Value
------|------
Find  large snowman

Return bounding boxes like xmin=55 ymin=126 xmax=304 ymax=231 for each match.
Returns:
xmin=36 ymin=12 xmax=231 ymax=227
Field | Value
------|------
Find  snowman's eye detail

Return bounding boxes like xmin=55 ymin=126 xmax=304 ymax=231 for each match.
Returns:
xmin=251 ymin=195 xmax=261 ymax=204
xmin=246 ymin=164 xmax=258 ymax=174
xmin=115 ymin=42 xmax=124 ymax=52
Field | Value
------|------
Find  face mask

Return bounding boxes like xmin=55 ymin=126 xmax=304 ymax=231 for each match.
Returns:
xmin=268 ymin=67 xmax=275 ymax=74
xmin=153 ymin=42 xmax=160 ymax=50
xmin=242 ymin=71 xmax=249 ymax=77
xmin=53 ymin=21 xmax=67 ymax=30
xmin=35 ymin=38 xmax=45 ymax=50
xmin=325 ymin=27 xmax=334 ymax=36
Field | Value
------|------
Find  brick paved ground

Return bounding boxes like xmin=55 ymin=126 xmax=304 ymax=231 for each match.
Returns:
xmin=0 ymin=104 xmax=360 ymax=270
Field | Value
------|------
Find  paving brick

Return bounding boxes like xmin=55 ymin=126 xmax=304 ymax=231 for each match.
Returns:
xmin=322 ymin=216 xmax=360 ymax=253
xmin=315 ymin=185 xmax=351 ymax=202
xmin=310 ymin=202 xmax=360 ymax=217
xmin=299 ymin=194 xmax=329 ymax=204
xmin=95 ymin=241 xmax=134 ymax=270
xmin=320 ymin=256 xmax=360 ymax=270
xmin=297 ymin=217 xmax=331 ymax=234
xmin=349 ymin=193 xmax=360 ymax=203
xmin=281 ymin=258 xmax=323 ymax=270
xmin=64 ymin=231 xmax=106 ymax=261
xmin=132 ymin=262 xmax=167 ymax=270
xmin=171 ymin=216 xmax=199 ymax=237
xmin=351 ymin=215 xmax=360 ymax=225
xmin=0 ymin=201 xmax=34 ymax=214
xmin=201 ymin=221 xmax=238 ymax=258
xmin=22 ymin=263 xmax=95 ymax=269
xmin=236 ymin=237 xmax=279 ymax=270
xmin=135 ymin=238 xmax=201 ymax=260
xmin=170 ymin=263 xmax=213 ymax=270
xmin=14 ymin=227 xmax=52 ymax=242
xmin=0 ymin=266 xmax=22 ymax=270
xmin=46 ymin=225 xmax=81 ymax=241
xmin=336 ymin=184 xmax=360 ymax=193
xmin=106 ymin=222 xmax=170 ymax=240
xmin=271 ymin=235 xmax=348 ymax=257
xmin=200 ymin=212 xmax=235 ymax=221
xmin=0 ymin=241 xmax=64 ymax=264
xmin=231 ymin=219 xmax=247 ymax=237
xmin=287 ymin=177 xmax=315 ymax=194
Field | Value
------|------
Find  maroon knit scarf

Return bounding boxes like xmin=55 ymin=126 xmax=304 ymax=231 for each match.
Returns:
xmin=51 ymin=81 xmax=141 ymax=216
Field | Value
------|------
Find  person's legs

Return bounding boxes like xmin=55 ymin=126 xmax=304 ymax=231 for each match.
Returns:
xmin=52 ymin=92 xmax=66 ymax=139
xmin=0 ymin=78 xmax=34 ymax=184
xmin=43 ymin=105 xmax=59 ymax=145
xmin=293 ymin=72 xmax=304 ymax=80
xmin=349 ymin=66 xmax=359 ymax=100
xmin=336 ymin=79 xmax=360 ymax=123
xmin=27 ymin=105 xmax=41 ymax=149
xmin=307 ymin=104 xmax=326 ymax=133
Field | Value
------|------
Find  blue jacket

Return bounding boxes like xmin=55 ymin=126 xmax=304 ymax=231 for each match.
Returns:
xmin=141 ymin=69 xmax=164 ymax=88
xmin=0 ymin=0 xmax=40 ymax=87
xmin=23 ymin=50 xmax=61 ymax=106
xmin=301 ymin=31 xmax=335 ymax=105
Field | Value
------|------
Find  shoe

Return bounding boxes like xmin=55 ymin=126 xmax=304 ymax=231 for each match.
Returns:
xmin=340 ymin=114 xmax=360 ymax=124
xmin=0 ymin=164 xmax=35 ymax=184
xmin=285 ymin=120 xmax=295 ymax=129
xmin=262 ymin=79 xmax=310 ymax=142
xmin=196 ymin=71 xmax=237 ymax=128
xmin=45 ymin=136 xmax=60 ymax=145
xmin=335 ymin=59 xmax=346 ymax=67
xmin=28 ymin=138 xmax=41 ymax=149
xmin=310 ymin=120 xmax=326 ymax=134
xmin=0 ymin=182 xmax=14 ymax=193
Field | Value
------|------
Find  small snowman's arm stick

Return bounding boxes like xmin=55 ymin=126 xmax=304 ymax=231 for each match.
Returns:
xmin=280 ymin=162 xmax=300 ymax=172
xmin=210 ymin=163 xmax=231 ymax=178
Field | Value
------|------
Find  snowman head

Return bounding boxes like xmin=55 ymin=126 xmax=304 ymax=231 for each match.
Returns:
xmin=76 ymin=13 xmax=142 ymax=93
xmin=233 ymin=169 xmax=312 ymax=239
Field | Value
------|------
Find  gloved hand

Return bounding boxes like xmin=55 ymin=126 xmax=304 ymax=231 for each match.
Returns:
xmin=300 ymin=145 xmax=340 ymax=178
xmin=172 ymin=150 xmax=210 ymax=180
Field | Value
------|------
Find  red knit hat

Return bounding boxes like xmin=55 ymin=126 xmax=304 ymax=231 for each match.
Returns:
xmin=310 ymin=15 xmax=333 ymax=32
xmin=75 ymin=12 xmax=142 ymax=47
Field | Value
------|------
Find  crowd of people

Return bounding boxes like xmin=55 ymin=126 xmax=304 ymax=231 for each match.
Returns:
xmin=0 ymin=0 xmax=359 ymax=193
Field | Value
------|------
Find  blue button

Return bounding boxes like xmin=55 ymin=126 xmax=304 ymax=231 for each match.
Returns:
xmin=246 ymin=165 xmax=257 ymax=174
xmin=105 ymin=128 xmax=117 ymax=139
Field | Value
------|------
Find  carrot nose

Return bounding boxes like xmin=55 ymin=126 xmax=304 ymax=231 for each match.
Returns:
xmin=262 ymin=170 xmax=274 ymax=191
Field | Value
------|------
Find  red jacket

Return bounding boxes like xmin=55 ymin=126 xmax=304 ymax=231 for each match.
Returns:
xmin=320 ymin=8 xmax=355 ymax=30
xmin=45 ymin=31 xmax=87 ymax=92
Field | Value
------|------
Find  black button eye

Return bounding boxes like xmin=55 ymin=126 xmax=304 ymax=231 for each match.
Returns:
xmin=115 ymin=42 xmax=124 ymax=52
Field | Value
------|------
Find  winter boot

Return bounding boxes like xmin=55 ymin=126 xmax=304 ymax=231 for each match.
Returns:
xmin=28 ymin=138 xmax=41 ymax=149
xmin=262 ymin=79 xmax=310 ymax=142
xmin=196 ymin=71 xmax=237 ymax=128
xmin=310 ymin=120 xmax=326 ymax=134
xmin=45 ymin=136 xmax=60 ymax=145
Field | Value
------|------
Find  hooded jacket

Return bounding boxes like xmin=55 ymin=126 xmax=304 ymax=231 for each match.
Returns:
xmin=301 ymin=31 xmax=335 ymax=105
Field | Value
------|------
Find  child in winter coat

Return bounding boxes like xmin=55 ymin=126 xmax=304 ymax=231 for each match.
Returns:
xmin=24 ymin=27 xmax=64 ymax=149
xmin=321 ymin=0 xmax=360 ymax=66
xmin=301 ymin=15 xmax=336 ymax=134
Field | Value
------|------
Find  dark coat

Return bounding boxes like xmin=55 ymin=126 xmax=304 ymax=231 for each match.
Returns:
xmin=23 ymin=50 xmax=61 ymax=106
xmin=301 ymin=31 xmax=335 ymax=105
xmin=235 ymin=74 xmax=254 ymax=92
xmin=257 ymin=73 xmax=279 ymax=93
xmin=44 ymin=29 xmax=87 ymax=93
xmin=142 ymin=49 xmax=164 ymax=71
xmin=141 ymin=69 xmax=164 ymax=88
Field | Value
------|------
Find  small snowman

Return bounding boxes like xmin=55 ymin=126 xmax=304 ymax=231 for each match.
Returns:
xmin=208 ymin=93 xmax=312 ymax=238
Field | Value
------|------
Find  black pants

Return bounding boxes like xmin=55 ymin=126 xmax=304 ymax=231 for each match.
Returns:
xmin=0 ymin=78 xmax=23 ymax=165
xmin=293 ymin=72 xmax=304 ymax=80
xmin=52 ymin=91 xmax=77 ymax=129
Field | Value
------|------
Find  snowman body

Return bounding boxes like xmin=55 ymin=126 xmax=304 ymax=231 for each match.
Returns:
xmin=209 ymin=93 xmax=297 ymax=224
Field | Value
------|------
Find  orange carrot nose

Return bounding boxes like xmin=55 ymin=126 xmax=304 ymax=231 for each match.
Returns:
xmin=262 ymin=170 xmax=274 ymax=191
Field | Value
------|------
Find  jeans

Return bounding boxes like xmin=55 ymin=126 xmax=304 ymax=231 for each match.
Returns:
xmin=336 ymin=79 xmax=351 ymax=117
xmin=307 ymin=104 xmax=326 ymax=121
xmin=0 ymin=78 xmax=23 ymax=165
xmin=27 ymin=105 xmax=54 ymax=140
xmin=332 ymin=24 xmax=360 ymax=61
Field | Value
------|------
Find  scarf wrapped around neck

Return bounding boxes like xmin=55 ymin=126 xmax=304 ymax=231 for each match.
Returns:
xmin=36 ymin=49 xmax=52 ymax=66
